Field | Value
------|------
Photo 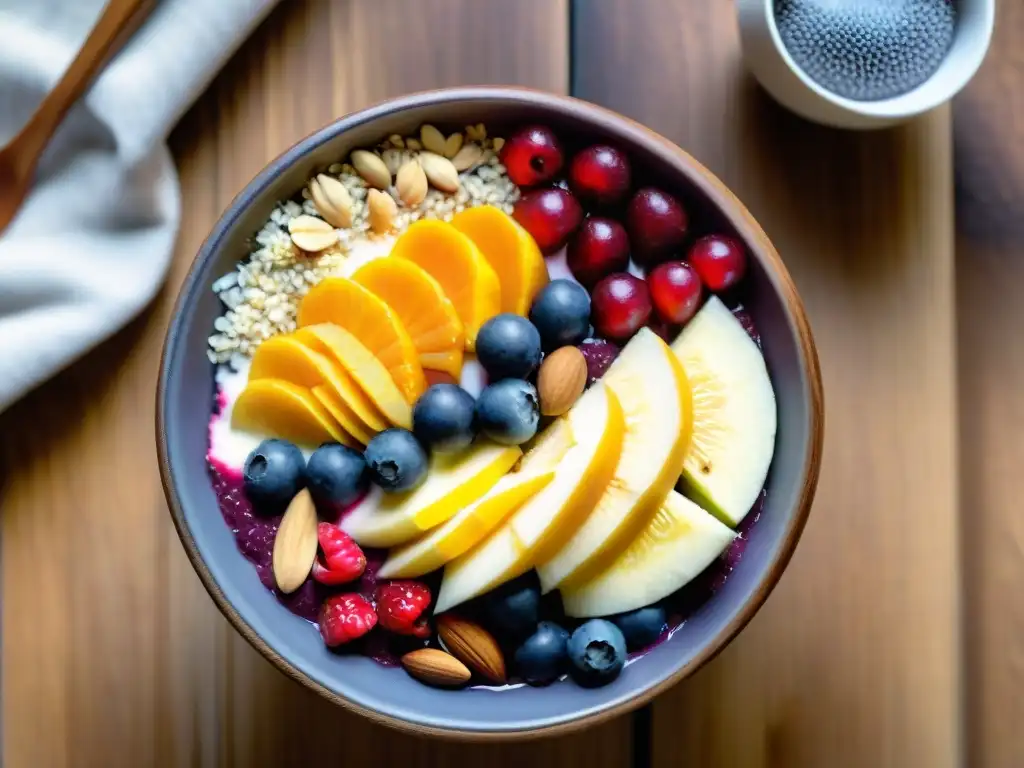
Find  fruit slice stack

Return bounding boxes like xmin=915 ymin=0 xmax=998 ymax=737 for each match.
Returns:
xmin=231 ymin=210 xmax=548 ymax=448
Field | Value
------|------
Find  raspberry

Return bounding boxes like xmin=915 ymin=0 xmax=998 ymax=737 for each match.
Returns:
xmin=318 ymin=594 xmax=377 ymax=647
xmin=375 ymin=581 xmax=432 ymax=638
xmin=311 ymin=523 xmax=366 ymax=586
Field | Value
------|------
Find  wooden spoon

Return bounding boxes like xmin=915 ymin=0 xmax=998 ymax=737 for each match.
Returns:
xmin=0 ymin=0 xmax=151 ymax=234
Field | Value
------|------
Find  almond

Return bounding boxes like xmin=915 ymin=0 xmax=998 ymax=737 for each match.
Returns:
xmin=308 ymin=174 xmax=353 ymax=228
xmin=401 ymin=648 xmax=471 ymax=688
xmin=395 ymin=160 xmax=428 ymax=207
xmin=444 ymin=132 xmax=464 ymax=159
xmin=537 ymin=346 xmax=588 ymax=416
xmin=450 ymin=143 xmax=484 ymax=172
xmin=492 ymin=137 xmax=505 ymax=152
xmin=419 ymin=124 xmax=447 ymax=156
xmin=287 ymin=214 xmax=337 ymax=253
xmin=367 ymin=189 xmax=398 ymax=234
xmin=419 ymin=152 xmax=460 ymax=193
xmin=350 ymin=149 xmax=391 ymax=189
xmin=272 ymin=489 xmax=318 ymax=594
xmin=437 ymin=615 xmax=506 ymax=684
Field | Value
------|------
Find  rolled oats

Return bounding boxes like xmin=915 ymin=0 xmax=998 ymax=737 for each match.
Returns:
xmin=208 ymin=122 xmax=519 ymax=363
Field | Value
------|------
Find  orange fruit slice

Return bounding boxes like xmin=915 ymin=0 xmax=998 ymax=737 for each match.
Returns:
xmin=296 ymin=324 xmax=413 ymax=429
xmin=232 ymin=379 xmax=352 ymax=447
xmin=389 ymin=220 xmax=501 ymax=351
xmin=250 ymin=335 xmax=377 ymax=444
xmin=352 ymin=259 xmax=465 ymax=378
xmin=451 ymin=205 xmax=549 ymax=316
xmin=297 ymin=277 xmax=427 ymax=403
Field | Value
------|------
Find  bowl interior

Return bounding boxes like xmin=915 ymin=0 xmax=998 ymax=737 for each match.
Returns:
xmin=159 ymin=89 xmax=819 ymax=736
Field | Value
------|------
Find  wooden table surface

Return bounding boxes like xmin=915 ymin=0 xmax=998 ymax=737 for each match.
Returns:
xmin=1 ymin=1 xmax=1020 ymax=765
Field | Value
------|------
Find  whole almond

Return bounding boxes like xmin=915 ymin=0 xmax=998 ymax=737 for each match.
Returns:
xmin=419 ymin=152 xmax=460 ymax=193
xmin=537 ymin=346 xmax=588 ymax=416
xmin=272 ymin=489 xmax=318 ymax=594
xmin=309 ymin=174 xmax=353 ymax=228
xmin=350 ymin=149 xmax=391 ymax=189
xmin=444 ymin=132 xmax=464 ymax=159
xmin=396 ymin=160 xmax=428 ymax=207
xmin=450 ymin=143 xmax=484 ymax=172
xmin=401 ymin=648 xmax=471 ymax=688
xmin=437 ymin=615 xmax=506 ymax=684
xmin=367 ymin=189 xmax=398 ymax=234
xmin=419 ymin=124 xmax=447 ymax=156
xmin=287 ymin=215 xmax=337 ymax=252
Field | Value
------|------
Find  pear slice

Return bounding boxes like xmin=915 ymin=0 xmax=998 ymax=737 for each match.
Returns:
xmin=434 ymin=382 xmax=625 ymax=614
xmin=536 ymin=328 xmax=693 ymax=593
xmin=561 ymin=491 xmax=736 ymax=618
xmin=378 ymin=469 xmax=554 ymax=579
xmin=670 ymin=297 xmax=777 ymax=527
xmin=341 ymin=440 xmax=521 ymax=548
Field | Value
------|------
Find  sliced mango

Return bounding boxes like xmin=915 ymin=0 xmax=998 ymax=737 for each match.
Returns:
xmin=297 ymin=277 xmax=427 ymax=403
xmin=231 ymin=379 xmax=352 ymax=447
xmin=451 ymin=205 xmax=548 ymax=316
xmin=295 ymin=324 xmax=412 ymax=429
xmin=250 ymin=335 xmax=375 ymax=443
xmin=352 ymin=258 xmax=465 ymax=378
xmin=389 ymin=220 xmax=501 ymax=350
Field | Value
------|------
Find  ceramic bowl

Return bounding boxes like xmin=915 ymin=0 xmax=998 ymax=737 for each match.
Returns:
xmin=736 ymin=0 xmax=994 ymax=129
xmin=157 ymin=86 xmax=823 ymax=739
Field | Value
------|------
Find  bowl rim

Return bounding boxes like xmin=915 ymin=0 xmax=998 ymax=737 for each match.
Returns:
xmin=157 ymin=85 xmax=824 ymax=741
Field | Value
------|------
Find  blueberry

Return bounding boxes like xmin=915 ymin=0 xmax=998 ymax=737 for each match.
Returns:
xmin=483 ymin=572 xmax=541 ymax=641
xmin=363 ymin=429 xmax=428 ymax=492
xmin=412 ymin=383 xmax=477 ymax=454
xmin=515 ymin=621 xmax=570 ymax=686
xmin=306 ymin=443 xmax=368 ymax=509
xmin=567 ymin=619 xmax=627 ymax=687
xmin=475 ymin=379 xmax=540 ymax=445
xmin=475 ymin=314 xmax=543 ymax=380
xmin=529 ymin=279 xmax=591 ymax=351
xmin=242 ymin=439 xmax=306 ymax=513
xmin=610 ymin=605 xmax=667 ymax=651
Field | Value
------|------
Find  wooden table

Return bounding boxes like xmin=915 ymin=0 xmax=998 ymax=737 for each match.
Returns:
xmin=2 ymin=1 xmax=1020 ymax=765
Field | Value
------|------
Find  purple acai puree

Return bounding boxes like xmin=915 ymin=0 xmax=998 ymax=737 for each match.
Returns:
xmin=732 ymin=305 xmax=761 ymax=348
xmin=577 ymin=338 xmax=620 ymax=385
xmin=206 ymin=456 xmax=430 ymax=665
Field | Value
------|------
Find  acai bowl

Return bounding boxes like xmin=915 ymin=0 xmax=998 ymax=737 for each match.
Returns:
xmin=158 ymin=87 xmax=823 ymax=739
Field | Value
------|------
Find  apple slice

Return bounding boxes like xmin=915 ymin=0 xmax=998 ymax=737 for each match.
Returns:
xmin=670 ymin=296 xmax=777 ymax=527
xmin=536 ymin=328 xmax=693 ymax=593
xmin=341 ymin=440 xmax=521 ymax=548
xmin=378 ymin=470 xmax=555 ymax=579
xmin=560 ymin=491 xmax=736 ymax=617
xmin=434 ymin=382 xmax=625 ymax=614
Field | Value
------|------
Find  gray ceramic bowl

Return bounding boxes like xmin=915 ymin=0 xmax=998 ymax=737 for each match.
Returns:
xmin=158 ymin=86 xmax=823 ymax=739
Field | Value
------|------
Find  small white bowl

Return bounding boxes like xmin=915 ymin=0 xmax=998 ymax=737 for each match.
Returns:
xmin=736 ymin=0 xmax=995 ymax=129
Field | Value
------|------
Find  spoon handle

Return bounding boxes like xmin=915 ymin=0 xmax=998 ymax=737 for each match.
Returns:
xmin=16 ymin=0 xmax=150 ymax=160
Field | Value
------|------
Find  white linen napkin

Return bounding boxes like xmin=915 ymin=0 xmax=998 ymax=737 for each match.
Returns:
xmin=0 ymin=0 xmax=279 ymax=413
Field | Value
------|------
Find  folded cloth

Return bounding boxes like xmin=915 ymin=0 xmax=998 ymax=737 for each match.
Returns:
xmin=0 ymin=0 xmax=279 ymax=413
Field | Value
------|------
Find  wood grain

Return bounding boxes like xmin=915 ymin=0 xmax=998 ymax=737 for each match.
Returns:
xmin=954 ymin=3 xmax=1024 ymax=766
xmin=573 ymin=2 xmax=960 ymax=766
xmin=1 ymin=2 xmax=632 ymax=766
